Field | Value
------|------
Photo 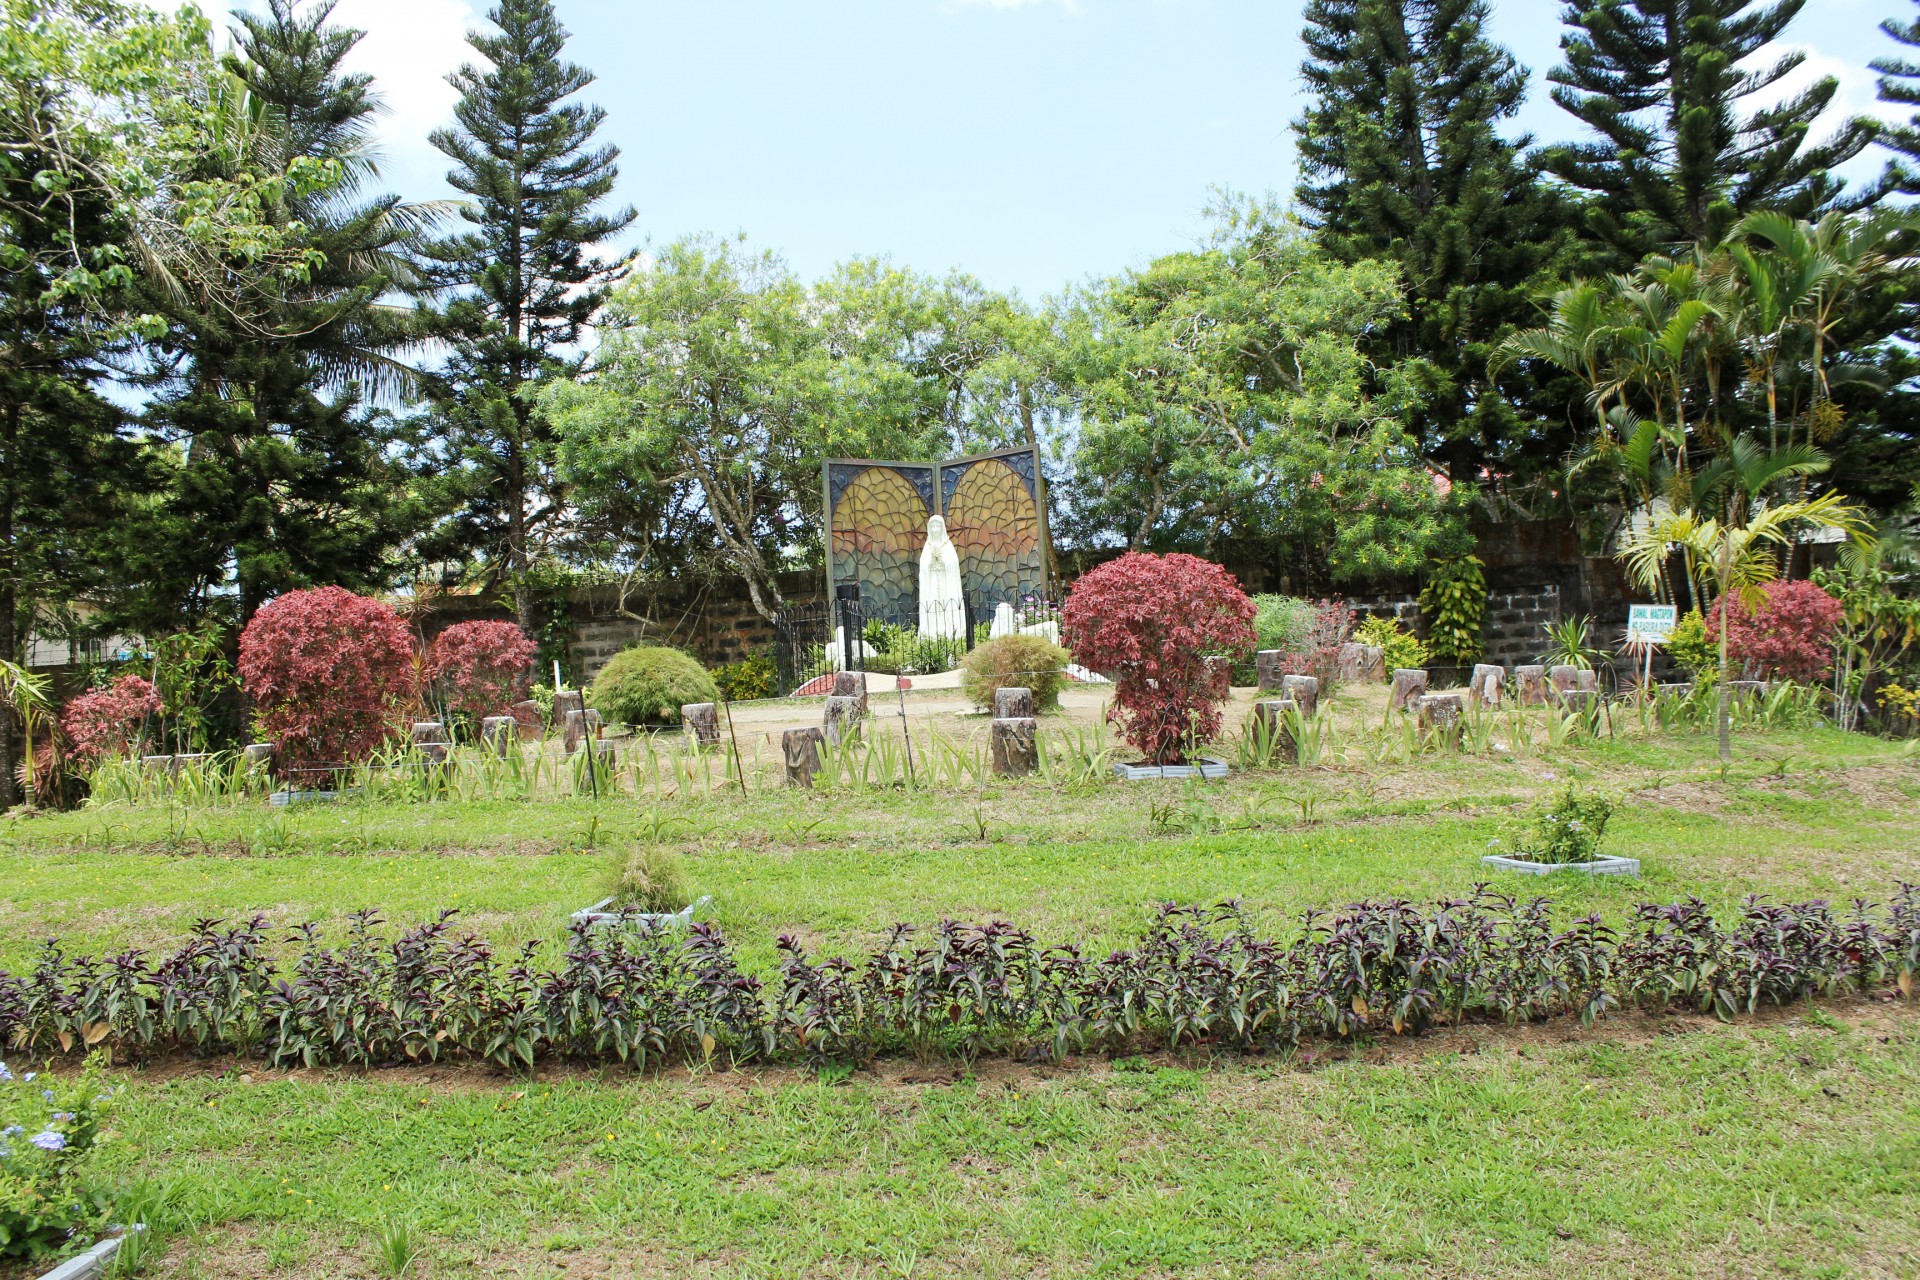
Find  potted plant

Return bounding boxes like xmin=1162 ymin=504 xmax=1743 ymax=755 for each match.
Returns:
xmin=574 ymin=844 xmax=712 ymax=928
xmin=1482 ymin=786 xmax=1638 ymax=876
xmin=1061 ymin=552 xmax=1255 ymax=780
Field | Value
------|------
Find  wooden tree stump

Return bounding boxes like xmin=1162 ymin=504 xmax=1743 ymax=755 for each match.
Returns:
xmin=822 ymin=695 xmax=865 ymax=746
xmin=829 ymin=671 xmax=867 ymax=710
xmin=510 ymin=699 xmax=544 ymax=739
xmin=1515 ymin=665 xmax=1549 ymax=706
xmin=682 ymin=703 xmax=721 ymax=748
xmin=1256 ymin=651 xmax=1286 ymax=691
xmin=1724 ymin=679 xmax=1767 ymax=702
xmin=141 ymin=755 xmax=175 ymax=775
xmin=1389 ymin=668 xmax=1429 ymax=712
xmin=990 ymin=717 xmax=1038 ymax=776
xmin=1416 ymin=693 xmax=1465 ymax=733
xmin=1334 ymin=643 xmax=1365 ymax=682
xmin=552 ymin=690 xmax=585 ymax=722
xmin=1468 ymin=663 xmax=1506 ymax=709
xmin=1360 ymin=645 xmax=1387 ymax=681
xmin=242 ymin=743 xmax=275 ymax=772
xmin=479 ymin=717 xmax=516 ymax=756
xmin=994 ymin=686 xmax=1035 ymax=719
xmin=1548 ymin=665 xmax=1583 ymax=697
xmin=1280 ymin=674 xmax=1318 ymax=718
xmin=1250 ymin=698 xmax=1298 ymax=764
xmin=562 ymin=708 xmax=599 ymax=755
xmin=783 ymin=727 xmax=824 ymax=787
xmin=410 ymin=720 xmax=450 ymax=764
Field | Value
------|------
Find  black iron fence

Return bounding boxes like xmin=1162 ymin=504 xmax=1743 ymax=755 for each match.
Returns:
xmin=771 ymin=592 xmax=1062 ymax=695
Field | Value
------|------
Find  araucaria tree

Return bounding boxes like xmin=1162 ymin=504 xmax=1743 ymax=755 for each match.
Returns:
xmin=132 ymin=0 xmax=430 ymax=630
xmin=419 ymin=0 xmax=635 ymax=635
xmin=1543 ymin=0 xmax=1877 ymax=254
xmin=1061 ymin=552 xmax=1255 ymax=765
xmin=1294 ymin=0 xmax=1580 ymax=491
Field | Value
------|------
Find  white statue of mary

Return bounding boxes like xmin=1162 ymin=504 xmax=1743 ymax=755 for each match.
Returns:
xmin=918 ymin=515 xmax=965 ymax=640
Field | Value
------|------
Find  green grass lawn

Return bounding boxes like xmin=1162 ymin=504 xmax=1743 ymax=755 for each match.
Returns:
xmin=3 ymin=713 xmax=1918 ymax=1277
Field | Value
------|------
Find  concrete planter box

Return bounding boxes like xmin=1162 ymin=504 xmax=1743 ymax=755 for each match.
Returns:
xmin=1112 ymin=756 xmax=1229 ymax=781
xmin=1481 ymin=853 xmax=1640 ymax=877
xmin=37 ymin=1228 xmax=142 ymax=1280
xmin=268 ymin=788 xmax=359 ymax=807
xmin=572 ymin=894 xmax=714 ymax=929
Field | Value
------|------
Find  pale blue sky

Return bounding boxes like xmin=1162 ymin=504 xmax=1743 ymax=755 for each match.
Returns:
xmin=181 ymin=0 xmax=1906 ymax=300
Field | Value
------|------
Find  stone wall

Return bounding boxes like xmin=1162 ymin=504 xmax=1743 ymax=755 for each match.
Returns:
xmin=1344 ymin=585 xmax=1565 ymax=668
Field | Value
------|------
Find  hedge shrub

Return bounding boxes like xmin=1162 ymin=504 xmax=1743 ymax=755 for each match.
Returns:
xmin=237 ymin=587 xmax=416 ymax=774
xmin=961 ymin=634 xmax=1070 ymax=712
xmin=589 ymin=645 xmax=718 ymax=725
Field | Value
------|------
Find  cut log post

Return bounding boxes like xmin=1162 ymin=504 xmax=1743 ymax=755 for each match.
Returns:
xmin=510 ymin=699 xmax=544 ymax=739
xmin=552 ymin=689 xmax=585 ymax=722
xmin=1334 ymin=643 xmax=1365 ymax=682
xmin=242 ymin=742 xmax=275 ymax=772
xmin=1548 ymin=665 xmax=1583 ymax=697
xmin=993 ymin=686 xmax=1035 ymax=720
xmin=1416 ymin=693 xmax=1465 ymax=733
xmin=1468 ymin=663 xmax=1506 ymax=709
xmin=822 ymin=695 xmax=865 ymax=746
xmin=783 ymin=727 xmax=824 ymax=787
xmin=1249 ymin=698 xmax=1298 ymax=764
xmin=562 ymin=708 xmax=593 ymax=755
xmin=1255 ymin=650 xmax=1286 ymax=691
xmin=829 ymin=670 xmax=867 ymax=710
xmin=1558 ymin=690 xmax=1598 ymax=715
xmin=1280 ymin=674 xmax=1318 ymax=718
xmin=1516 ymin=665 xmax=1550 ymax=706
xmin=990 ymin=716 xmax=1038 ymax=776
xmin=1724 ymin=679 xmax=1767 ymax=703
xmin=682 ymin=702 xmax=721 ymax=748
xmin=1361 ymin=646 xmax=1387 ymax=681
xmin=410 ymin=720 xmax=450 ymax=765
xmin=479 ymin=717 xmax=516 ymax=757
xmin=1389 ymin=668 xmax=1429 ymax=712
xmin=141 ymin=755 xmax=175 ymax=775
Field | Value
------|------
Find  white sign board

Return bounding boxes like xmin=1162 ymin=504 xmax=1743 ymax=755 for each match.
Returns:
xmin=1626 ymin=603 xmax=1677 ymax=645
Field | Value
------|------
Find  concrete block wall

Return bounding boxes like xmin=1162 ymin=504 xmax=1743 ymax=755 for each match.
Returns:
xmin=1344 ymin=585 xmax=1563 ymax=668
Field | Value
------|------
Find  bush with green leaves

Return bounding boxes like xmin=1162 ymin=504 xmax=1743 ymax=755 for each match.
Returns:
xmin=1418 ymin=555 xmax=1486 ymax=663
xmin=1250 ymin=595 xmax=1320 ymax=655
xmin=961 ymin=634 xmax=1070 ymax=712
xmin=1666 ymin=609 xmax=1719 ymax=683
xmin=588 ymin=645 xmax=718 ymax=726
xmin=711 ymin=651 xmax=776 ymax=702
xmin=1 ymin=1059 xmax=115 ymax=1260
xmin=1498 ymin=786 xmax=1614 ymax=865
xmin=1354 ymin=615 xmax=1428 ymax=672
xmin=862 ymin=620 xmax=963 ymax=674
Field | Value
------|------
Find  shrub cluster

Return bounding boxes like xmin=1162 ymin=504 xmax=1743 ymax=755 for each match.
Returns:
xmin=1062 ymin=552 xmax=1256 ymax=763
xmin=425 ymin=621 xmax=537 ymax=721
xmin=961 ymin=633 xmax=1070 ymax=712
xmin=2 ymin=888 xmax=1912 ymax=1071
xmin=236 ymin=587 xmax=417 ymax=774
xmin=0 ymin=1060 xmax=115 ymax=1260
xmin=1707 ymin=580 xmax=1844 ymax=683
xmin=58 ymin=675 xmax=158 ymax=767
xmin=588 ymin=644 xmax=718 ymax=725
xmin=1354 ymin=614 xmax=1428 ymax=672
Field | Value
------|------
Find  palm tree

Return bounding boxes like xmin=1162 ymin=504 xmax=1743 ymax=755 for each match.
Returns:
xmin=1617 ymin=488 xmax=1873 ymax=759
xmin=0 ymin=659 xmax=53 ymax=808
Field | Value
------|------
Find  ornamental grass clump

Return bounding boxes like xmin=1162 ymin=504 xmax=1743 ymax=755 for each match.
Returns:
xmin=960 ymin=633 xmax=1070 ymax=712
xmin=237 ymin=587 xmax=416 ymax=776
xmin=613 ymin=844 xmax=691 ymax=914
xmin=1061 ymin=552 xmax=1255 ymax=764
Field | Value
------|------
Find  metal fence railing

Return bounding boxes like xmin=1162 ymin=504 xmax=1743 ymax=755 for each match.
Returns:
xmin=772 ymin=593 xmax=1061 ymax=695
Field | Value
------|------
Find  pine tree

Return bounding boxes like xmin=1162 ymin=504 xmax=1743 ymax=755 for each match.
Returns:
xmin=1294 ymin=0 xmax=1580 ymax=491
xmin=1873 ymin=1 xmax=1920 ymax=197
xmin=420 ymin=0 xmax=635 ymax=636
xmin=132 ymin=0 xmax=427 ymax=630
xmin=1543 ymin=0 xmax=1876 ymax=254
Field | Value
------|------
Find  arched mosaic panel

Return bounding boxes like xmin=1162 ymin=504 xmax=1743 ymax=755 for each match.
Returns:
xmin=827 ymin=462 xmax=934 ymax=623
xmin=942 ymin=453 xmax=1045 ymax=611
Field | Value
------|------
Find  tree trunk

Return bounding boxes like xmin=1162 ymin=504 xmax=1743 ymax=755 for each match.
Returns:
xmin=1716 ymin=542 xmax=1733 ymax=761
xmin=0 ymin=401 xmax=18 ymax=809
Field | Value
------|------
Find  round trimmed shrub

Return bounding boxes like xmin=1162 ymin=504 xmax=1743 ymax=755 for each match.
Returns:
xmin=961 ymin=634 xmax=1070 ymax=712
xmin=588 ymin=645 xmax=718 ymax=726
xmin=425 ymin=620 xmax=536 ymax=720
xmin=60 ymin=674 xmax=159 ymax=766
xmin=1061 ymin=552 xmax=1255 ymax=763
xmin=237 ymin=587 xmax=416 ymax=775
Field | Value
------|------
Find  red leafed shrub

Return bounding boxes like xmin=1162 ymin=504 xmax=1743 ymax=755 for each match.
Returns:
xmin=60 ymin=675 xmax=159 ymax=766
xmin=238 ymin=587 xmax=416 ymax=774
xmin=1281 ymin=599 xmax=1356 ymax=686
xmin=1062 ymin=552 xmax=1256 ymax=763
xmin=1707 ymin=579 xmax=1844 ymax=683
xmin=425 ymin=621 xmax=536 ymax=719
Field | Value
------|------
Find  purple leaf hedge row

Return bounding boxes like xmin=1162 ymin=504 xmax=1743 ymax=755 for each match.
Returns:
xmin=3 ymin=887 xmax=1916 ymax=1070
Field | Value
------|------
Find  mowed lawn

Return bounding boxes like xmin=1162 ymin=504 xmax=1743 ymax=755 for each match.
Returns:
xmin=2 ymin=717 xmax=1917 ymax=1277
